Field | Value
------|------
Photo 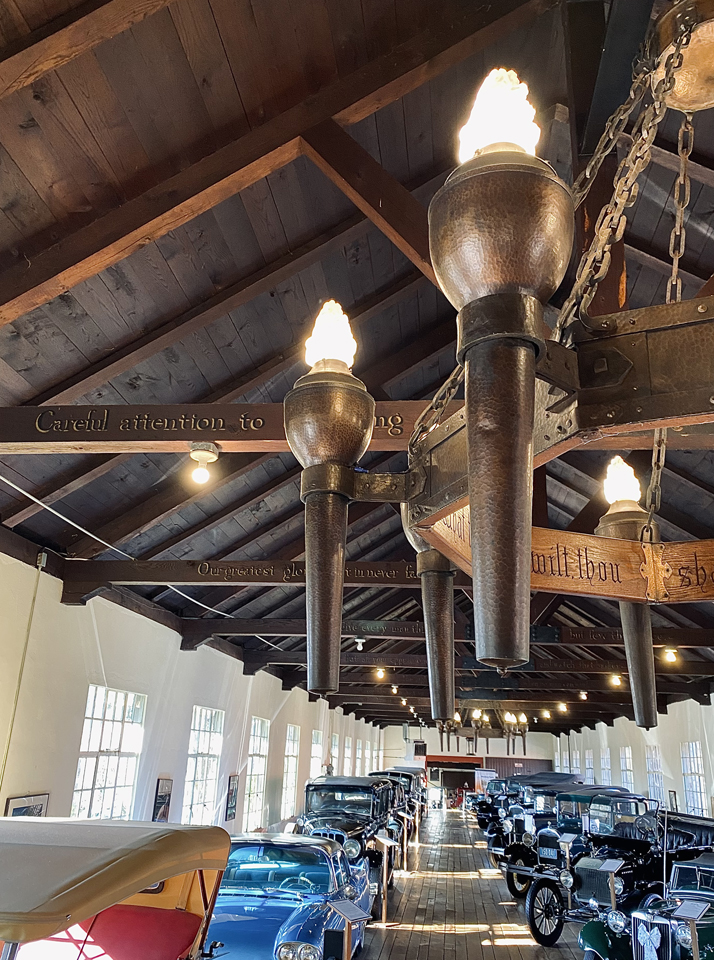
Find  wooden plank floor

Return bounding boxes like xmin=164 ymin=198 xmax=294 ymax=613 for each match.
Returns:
xmin=362 ymin=808 xmax=582 ymax=960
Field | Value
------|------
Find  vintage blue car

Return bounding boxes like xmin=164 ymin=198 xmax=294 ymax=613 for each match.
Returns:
xmin=206 ymin=833 xmax=371 ymax=959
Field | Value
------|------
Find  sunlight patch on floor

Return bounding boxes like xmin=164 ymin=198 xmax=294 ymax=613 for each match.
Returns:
xmin=407 ymin=868 xmax=503 ymax=879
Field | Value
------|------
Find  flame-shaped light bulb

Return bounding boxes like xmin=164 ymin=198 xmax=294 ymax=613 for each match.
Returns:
xmin=518 ymin=713 xmax=527 ymax=724
xmin=604 ymin=455 xmax=641 ymax=504
xmin=304 ymin=299 xmax=357 ymax=368
xmin=457 ymin=67 xmax=540 ymax=163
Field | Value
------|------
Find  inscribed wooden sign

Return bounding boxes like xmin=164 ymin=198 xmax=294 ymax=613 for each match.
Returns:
xmin=421 ymin=504 xmax=714 ymax=605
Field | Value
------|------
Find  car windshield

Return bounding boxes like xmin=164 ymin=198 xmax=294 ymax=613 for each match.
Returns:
xmin=306 ymin=786 xmax=373 ymax=816
xmin=586 ymin=797 xmax=648 ymax=835
xmin=671 ymin=863 xmax=714 ymax=894
xmin=534 ymin=795 xmax=557 ymax=814
xmin=557 ymin=800 xmax=589 ymax=823
xmin=220 ymin=843 xmax=334 ymax=895
xmin=487 ymin=780 xmax=506 ymax=796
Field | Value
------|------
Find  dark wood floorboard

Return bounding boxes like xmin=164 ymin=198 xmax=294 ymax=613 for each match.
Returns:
xmin=362 ymin=808 xmax=582 ymax=960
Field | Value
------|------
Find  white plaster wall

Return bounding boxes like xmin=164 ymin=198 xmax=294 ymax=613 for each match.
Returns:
xmin=553 ymin=701 xmax=714 ymax=813
xmin=0 ymin=554 xmax=379 ymax=827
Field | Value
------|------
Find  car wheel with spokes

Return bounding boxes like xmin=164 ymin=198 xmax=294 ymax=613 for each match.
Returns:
xmin=525 ymin=879 xmax=565 ymax=946
xmin=506 ymin=858 xmax=531 ymax=899
xmin=487 ymin=836 xmax=501 ymax=868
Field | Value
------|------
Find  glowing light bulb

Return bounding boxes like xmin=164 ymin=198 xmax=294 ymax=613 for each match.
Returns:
xmin=304 ymin=299 xmax=357 ymax=368
xmin=458 ymin=67 xmax=540 ymax=164
xmin=410 ymin=706 xmax=415 ymax=713
xmin=192 ymin=465 xmax=210 ymax=484
xmin=189 ymin=441 xmax=218 ymax=484
xmin=454 ymin=711 xmax=462 ymax=724
xmin=401 ymin=698 xmax=407 ymax=706
xmin=472 ymin=709 xmax=482 ymax=720
xmin=518 ymin=713 xmax=527 ymax=724
xmin=376 ymin=668 xmax=385 ymax=679
xmin=482 ymin=713 xmax=489 ymax=724
xmin=664 ymin=648 xmax=677 ymax=663
xmin=579 ymin=691 xmax=588 ymax=700
xmin=392 ymin=685 xmax=398 ymax=694
xmin=611 ymin=674 xmax=622 ymax=687
xmin=604 ymin=456 xmax=641 ymax=504
xmin=355 ymin=638 xmax=364 ymax=651
xmin=542 ymin=710 xmax=551 ymax=719
xmin=557 ymin=702 xmax=567 ymax=713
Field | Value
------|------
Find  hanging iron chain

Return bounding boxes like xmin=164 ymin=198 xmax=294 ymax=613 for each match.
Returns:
xmin=408 ymin=363 xmax=464 ymax=456
xmin=666 ymin=112 xmax=694 ymax=304
xmin=642 ymin=427 xmax=667 ymax=543
xmin=554 ymin=24 xmax=693 ymax=346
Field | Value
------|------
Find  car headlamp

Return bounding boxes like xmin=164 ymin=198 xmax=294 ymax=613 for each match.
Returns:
xmin=675 ymin=923 xmax=694 ymax=949
xmin=613 ymin=876 xmax=625 ymax=896
xmin=343 ymin=838 xmax=361 ymax=859
xmin=606 ymin=910 xmax=627 ymax=934
xmin=502 ymin=818 xmax=514 ymax=833
xmin=277 ymin=945 xmax=321 ymax=960
xmin=522 ymin=832 xmax=534 ymax=847
xmin=559 ymin=870 xmax=574 ymax=889
xmin=498 ymin=807 xmax=508 ymax=818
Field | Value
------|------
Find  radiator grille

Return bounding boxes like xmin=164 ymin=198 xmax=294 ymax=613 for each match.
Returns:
xmin=574 ymin=857 xmax=611 ymax=905
xmin=537 ymin=834 xmax=563 ymax=867
xmin=632 ymin=913 xmax=672 ymax=960
xmin=310 ymin=828 xmax=347 ymax=846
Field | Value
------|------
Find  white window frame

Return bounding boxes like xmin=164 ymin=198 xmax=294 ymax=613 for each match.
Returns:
xmin=281 ymin=724 xmax=300 ymax=819
xmin=585 ymin=749 xmax=595 ymax=785
xmin=601 ymin=748 xmax=612 ymax=786
xmin=561 ymin=749 xmax=570 ymax=774
xmin=554 ymin=744 xmax=561 ymax=773
xmin=182 ymin=705 xmax=225 ymax=825
xmin=681 ymin=741 xmax=707 ymax=816
xmin=364 ymin=741 xmax=371 ymax=774
xmin=310 ymin=729 xmax=323 ymax=780
xmin=243 ymin=716 xmax=271 ymax=831
xmin=71 ymin=684 xmax=146 ymax=820
xmin=355 ymin=739 xmax=362 ymax=777
xmin=331 ymin=733 xmax=339 ymax=772
xmin=343 ymin=736 xmax=353 ymax=776
xmin=620 ymin=745 xmax=635 ymax=792
xmin=571 ymin=748 xmax=581 ymax=775
xmin=646 ymin=744 xmax=665 ymax=803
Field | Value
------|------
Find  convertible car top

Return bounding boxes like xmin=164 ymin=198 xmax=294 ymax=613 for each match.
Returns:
xmin=0 ymin=817 xmax=230 ymax=944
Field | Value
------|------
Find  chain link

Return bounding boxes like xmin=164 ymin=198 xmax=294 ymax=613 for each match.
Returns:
xmin=642 ymin=427 xmax=667 ymax=543
xmin=554 ymin=24 xmax=693 ymax=345
xmin=408 ymin=363 xmax=464 ymax=456
xmin=666 ymin=112 xmax=694 ymax=304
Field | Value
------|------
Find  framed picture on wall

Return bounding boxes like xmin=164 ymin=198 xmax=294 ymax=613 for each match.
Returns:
xmin=152 ymin=778 xmax=173 ymax=822
xmin=669 ymin=789 xmax=679 ymax=812
xmin=5 ymin=793 xmax=49 ymax=817
xmin=226 ymin=775 xmax=239 ymax=821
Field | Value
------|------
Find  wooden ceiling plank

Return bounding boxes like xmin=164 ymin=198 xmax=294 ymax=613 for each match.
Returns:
xmin=0 ymin=0 xmax=552 ymax=324
xmin=0 ymin=0 xmax=176 ymax=101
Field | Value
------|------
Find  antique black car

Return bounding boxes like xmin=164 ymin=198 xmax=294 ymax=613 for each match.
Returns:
xmin=475 ymin=778 xmax=509 ymax=831
xmin=295 ymin=776 xmax=394 ymax=918
xmin=579 ymin=832 xmax=714 ymax=960
xmin=525 ymin=791 xmax=668 ymax=946
xmin=371 ymin=767 xmax=427 ymax=821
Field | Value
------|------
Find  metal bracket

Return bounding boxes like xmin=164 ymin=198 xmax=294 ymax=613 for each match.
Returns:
xmin=536 ymin=339 xmax=580 ymax=393
xmin=640 ymin=542 xmax=672 ymax=602
xmin=354 ymin=471 xmax=411 ymax=502
xmin=301 ymin=463 xmax=423 ymax=502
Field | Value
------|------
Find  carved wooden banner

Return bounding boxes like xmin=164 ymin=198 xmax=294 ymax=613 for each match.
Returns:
xmin=420 ymin=504 xmax=714 ymax=605
xmin=0 ymin=402 xmax=418 ymax=453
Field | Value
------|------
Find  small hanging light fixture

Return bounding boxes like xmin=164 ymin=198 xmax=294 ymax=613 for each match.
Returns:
xmin=189 ymin=441 xmax=219 ymax=484
xmin=376 ymin=668 xmax=385 ymax=679
xmin=664 ymin=648 xmax=678 ymax=663
xmin=392 ymin=685 xmax=398 ymax=694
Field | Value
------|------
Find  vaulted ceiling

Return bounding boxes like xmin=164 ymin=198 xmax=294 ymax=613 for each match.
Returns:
xmin=1 ymin=0 xmax=713 ymax=731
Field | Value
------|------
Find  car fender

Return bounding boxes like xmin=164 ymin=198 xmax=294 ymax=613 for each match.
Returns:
xmin=505 ymin=843 xmax=537 ymax=867
xmin=578 ymin=919 xmax=631 ymax=960
xmin=276 ymin=899 xmax=333 ymax=948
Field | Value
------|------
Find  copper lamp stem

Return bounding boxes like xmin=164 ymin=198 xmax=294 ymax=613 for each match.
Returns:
xmin=420 ymin=563 xmax=455 ymax=721
xmin=619 ymin=601 xmax=658 ymax=729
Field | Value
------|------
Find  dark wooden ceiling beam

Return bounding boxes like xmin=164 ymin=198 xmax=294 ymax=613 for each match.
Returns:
xmin=0 ymin=0 xmax=552 ymax=324
xmin=0 ymin=0 xmax=175 ymax=101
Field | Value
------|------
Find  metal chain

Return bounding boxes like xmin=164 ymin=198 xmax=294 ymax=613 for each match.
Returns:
xmin=408 ymin=363 xmax=464 ymax=456
xmin=642 ymin=428 xmax=667 ymax=543
xmin=666 ymin=112 xmax=694 ymax=304
xmin=555 ymin=24 xmax=693 ymax=345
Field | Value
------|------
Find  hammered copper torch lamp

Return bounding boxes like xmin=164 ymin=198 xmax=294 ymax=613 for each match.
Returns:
xmin=596 ymin=457 xmax=659 ymax=729
xmin=427 ymin=70 xmax=574 ymax=669
xmin=284 ymin=302 xmax=374 ymax=694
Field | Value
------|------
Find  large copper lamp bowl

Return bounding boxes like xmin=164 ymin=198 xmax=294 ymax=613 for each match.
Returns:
xmin=652 ymin=0 xmax=714 ymax=113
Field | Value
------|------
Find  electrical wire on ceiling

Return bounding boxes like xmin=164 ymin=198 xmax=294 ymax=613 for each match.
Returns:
xmin=0 ymin=471 xmax=283 ymax=648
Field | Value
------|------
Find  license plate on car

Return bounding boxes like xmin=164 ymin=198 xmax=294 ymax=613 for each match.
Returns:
xmin=539 ymin=847 xmax=559 ymax=860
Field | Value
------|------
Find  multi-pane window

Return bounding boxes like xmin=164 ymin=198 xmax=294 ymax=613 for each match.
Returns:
xmin=601 ymin=748 xmax=612 ymax=786
xmin=281 ymin=725 xmax=300 ymax=819
xmin=585 ymin=749 xmax=595 ymax=785
xmin=343 ymin=737 xmax=353 ymax=776
xmin=646 ymin=744 xmax=666 ymax=803
xmin=620 ymin=746 xmax=635 ymax=792
xmin=681 ymin=741 xmax=707 ymax=816
xmin=554 ymin=745 xmax=561 ymax=773
xmin=331 ymin=733 xmax=339 ymax=773
xmin=561 ymin=750 xmax=570 ymax=774
xmin=243 ymin=716 xmax=271 ymax=831
xmin=364 ymin=741 xmax=371 ymax=774
xmin=183 ymin=706 xmax=225 ymax=825
xmin=571 ymin=748 xmax=581 ymax=775
xmin=310 ymin=729 xmax=323 ymax=780
xmin=355 ymin=740 xmax=363 ymax=777
xmin=71 ymin=684 xmax=146 ymax=820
